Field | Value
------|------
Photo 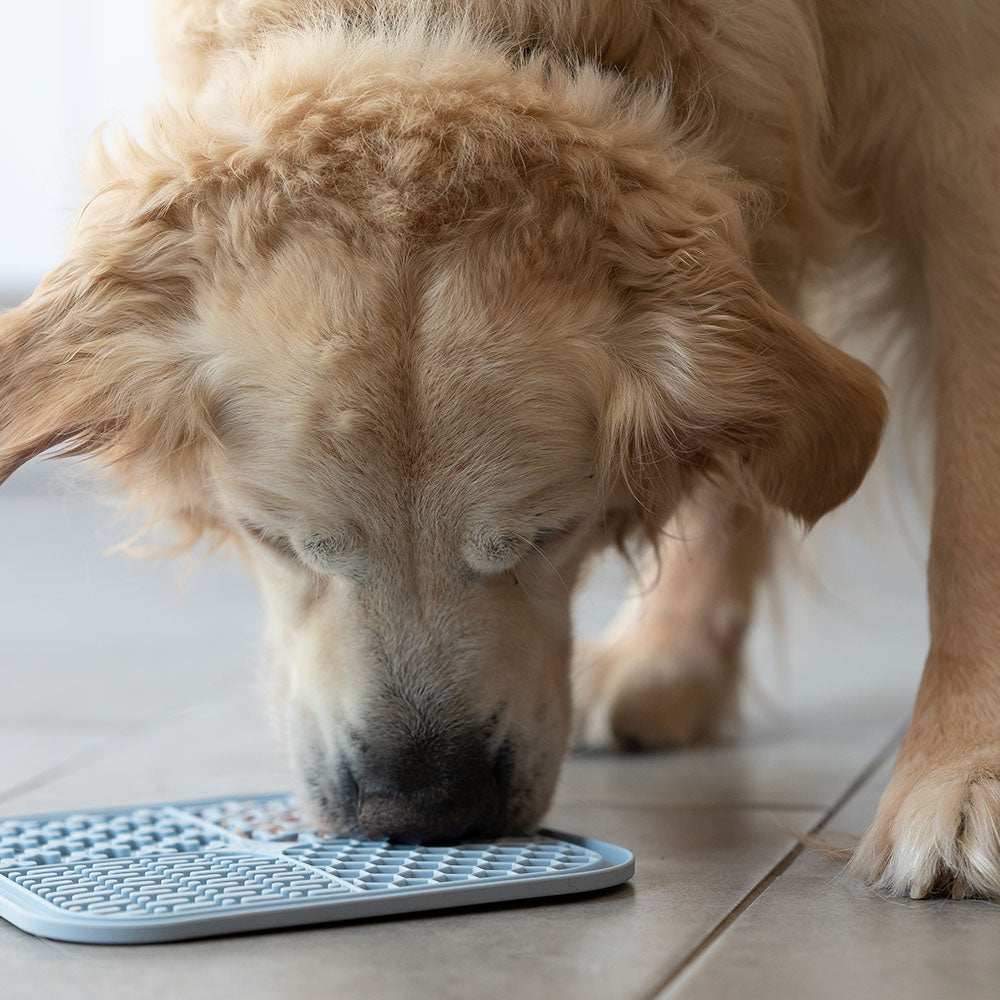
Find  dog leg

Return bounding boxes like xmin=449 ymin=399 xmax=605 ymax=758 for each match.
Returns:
xmin=574 ymin=481 xmax=771 ymax=750
xmin=849 ymin=101 xmax=1000 ymax=899
xmin=850 ymin=312 xmax=1000 ymax=898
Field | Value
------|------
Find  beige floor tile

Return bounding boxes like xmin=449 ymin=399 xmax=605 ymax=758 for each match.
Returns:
xmin=0 ymin=686 xmax=288 ymax=815
xmin=0 ymin=729 xmax=108 ymax=807
xmin=659 ymin=755 xmax=1000 ymax=1000
xmin=1 ymin=472 xmax=260 ymax=643
xmin=1 ymin=637 xmax=262 ymax=729
xmin=0 ymin=803 xmax=818 ymax=1000
xmin=557 ymin=698 xmax=904 ymax=811
xmin=1 ymin=469 xmax=263 ymax=726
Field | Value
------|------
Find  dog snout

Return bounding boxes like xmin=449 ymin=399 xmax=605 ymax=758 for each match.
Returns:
xmin=350 ymin=741 xmax=506 ymax=842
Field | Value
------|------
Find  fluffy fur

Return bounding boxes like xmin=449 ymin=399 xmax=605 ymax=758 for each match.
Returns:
xmin=1 ymin=0 xmax=997 ymax=895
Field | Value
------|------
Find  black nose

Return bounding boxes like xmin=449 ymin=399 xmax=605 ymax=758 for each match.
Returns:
xmin=352 ymin=745 xmax=504 ymax=843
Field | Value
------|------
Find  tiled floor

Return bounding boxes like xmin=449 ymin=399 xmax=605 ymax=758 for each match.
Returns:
xmin=1 ymin=454 xmax=996 ymax=999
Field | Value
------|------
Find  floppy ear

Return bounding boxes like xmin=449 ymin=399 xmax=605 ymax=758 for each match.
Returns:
xmin=0 ymin=197 xmax=206 ymax=490
xmin=702 ymin=263 xmax=888 ymax=523
xmin=604 ymin=222 xmax=887 ymax=527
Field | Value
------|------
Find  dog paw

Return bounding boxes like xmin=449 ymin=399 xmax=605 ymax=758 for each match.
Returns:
xmin=572 ymin=636 xmax=738 ymax=752
xmin=849 ymin=758 xmax=1000 ymax=900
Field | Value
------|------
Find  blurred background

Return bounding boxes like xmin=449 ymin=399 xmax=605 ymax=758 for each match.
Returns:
xmin=0 ymin=0 xmax=160 ymax=301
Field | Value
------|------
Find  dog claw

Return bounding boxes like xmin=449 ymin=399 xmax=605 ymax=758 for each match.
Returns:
xmin=950 ymin=877 xmax=968 ymax=901
xmin=909 ymin=880 xmax=931 ymax=900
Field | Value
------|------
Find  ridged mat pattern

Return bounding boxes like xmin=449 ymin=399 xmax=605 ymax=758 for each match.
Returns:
xmin=0 ymin=795 xmax=633 ymax=943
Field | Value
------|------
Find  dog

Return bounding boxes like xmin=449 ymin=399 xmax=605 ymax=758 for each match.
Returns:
xmin=1 ymin=0 xmax=997 ymax=900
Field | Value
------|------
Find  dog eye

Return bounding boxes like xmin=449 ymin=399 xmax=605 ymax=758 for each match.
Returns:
xmin=302 ymin=534 xmax=354 ymax=562
xmin=238 ymin=520 xmax=299 ymax=561
xmin=299 ymin=532 xmax=367 ymax=579
xmin=531 ymin=522 xmax=579 ymax=549
xmin=464 ymin=530 xmax=528 ymax=575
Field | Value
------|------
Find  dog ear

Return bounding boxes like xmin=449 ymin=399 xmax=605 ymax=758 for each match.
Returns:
xmin=604 ymin=229 xmax=887 ymax=528
xmin=704 ymin=264 xmax=888 ymax=524
xmin=0 ymin=195 xmax=205 ymax=488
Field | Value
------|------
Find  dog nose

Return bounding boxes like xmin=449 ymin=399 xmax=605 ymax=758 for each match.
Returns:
xmin=353 ymin=749 xmax=503 ymax=842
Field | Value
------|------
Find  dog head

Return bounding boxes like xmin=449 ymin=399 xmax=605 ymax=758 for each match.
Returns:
xmin=0 ymin=23 xmax=886 ymax=839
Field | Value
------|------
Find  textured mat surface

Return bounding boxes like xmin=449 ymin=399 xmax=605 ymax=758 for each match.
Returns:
xmin=0 ymin=794 xmax=634 ymax=943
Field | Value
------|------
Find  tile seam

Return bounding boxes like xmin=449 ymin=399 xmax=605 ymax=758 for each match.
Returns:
xmin=0 ymin=742 xmax=114 ymax=810
xmin=638 ymin=721 xmax=907 ymax=1000
xmin=554 ymin=801 xmax=831 ymax=813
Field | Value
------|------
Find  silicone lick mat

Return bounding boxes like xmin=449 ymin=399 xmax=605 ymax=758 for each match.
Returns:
xmin=0 ymin=794 xmax=634 ymax=943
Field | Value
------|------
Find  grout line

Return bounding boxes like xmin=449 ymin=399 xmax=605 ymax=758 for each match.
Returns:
xmin=555 ymin=800 xmax=832 ymax=813
xmin=0 ymin=717 xmax=147 ymax=735
xmin=638 ymin=722 xmax=907 ymax=1000
xmin=0 ymin=742 xmax=115 ymax=810
xmin=0 ymin=689 xmax=269 ymax=812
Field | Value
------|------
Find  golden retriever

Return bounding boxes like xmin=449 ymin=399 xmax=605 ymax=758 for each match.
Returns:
xmin=1 ymin=0 xmax=997 ymax=900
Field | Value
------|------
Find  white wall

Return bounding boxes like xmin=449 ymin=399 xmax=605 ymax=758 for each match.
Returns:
xmin=0 ymin=0 xmax=160 ymax=297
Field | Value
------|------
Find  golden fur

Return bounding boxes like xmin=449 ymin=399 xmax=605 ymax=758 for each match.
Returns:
xmin=1 ymin=0 xmax=997 ymax=895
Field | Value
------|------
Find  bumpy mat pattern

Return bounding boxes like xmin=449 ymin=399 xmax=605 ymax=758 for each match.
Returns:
xmin=0 ymin=794 xmax=634 ymax=943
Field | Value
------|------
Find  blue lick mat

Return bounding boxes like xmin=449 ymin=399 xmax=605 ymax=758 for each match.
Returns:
xmin=0 ymin=794 xmax=634 ymax=944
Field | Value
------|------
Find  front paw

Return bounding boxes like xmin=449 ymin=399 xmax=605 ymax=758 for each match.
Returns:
xmin=571 ymin=635 xmax=738 ymax=752
xmin=849 ymin=755 xmax=1000 ymax=900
